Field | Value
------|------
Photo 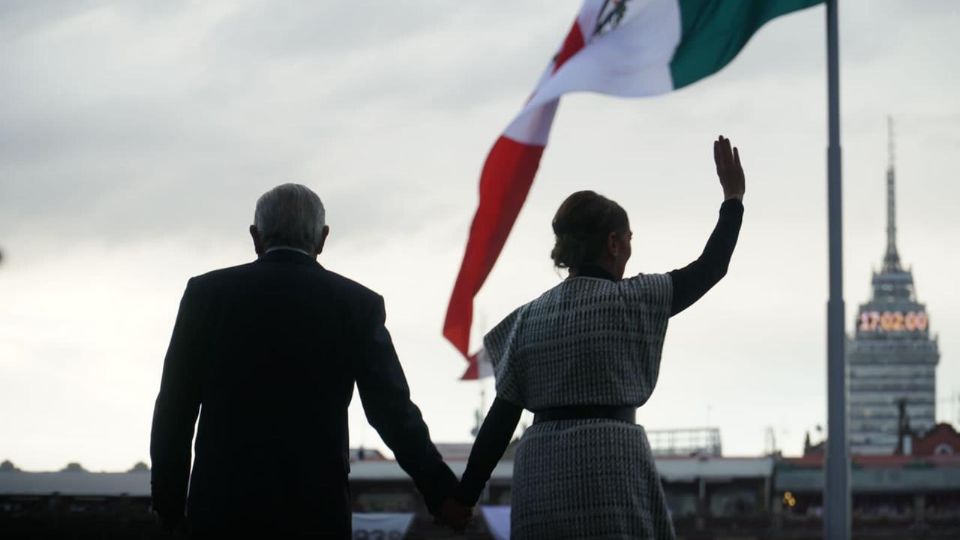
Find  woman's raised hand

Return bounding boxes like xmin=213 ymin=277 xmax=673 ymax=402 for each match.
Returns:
xmin=714 ymin=135 xmax=745 ymax=201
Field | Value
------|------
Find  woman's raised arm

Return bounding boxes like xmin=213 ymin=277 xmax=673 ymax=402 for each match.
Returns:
xmin=668 ymin=136 xmax=745 ymax=316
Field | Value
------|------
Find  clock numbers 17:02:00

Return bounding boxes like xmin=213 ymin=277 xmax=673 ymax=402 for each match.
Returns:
xmin=859 ymin=310 xmax=928 ymax=333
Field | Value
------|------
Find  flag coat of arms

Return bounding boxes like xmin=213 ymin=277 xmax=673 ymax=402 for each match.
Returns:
xmin=445 ymin=0 xmax=822 ymax=379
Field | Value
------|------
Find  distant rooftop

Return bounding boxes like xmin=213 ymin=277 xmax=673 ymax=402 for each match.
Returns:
xmin=0 ymin=456 xmax=781 ymax=497
xmin=646 ymin=427 xmax=722 ymax=457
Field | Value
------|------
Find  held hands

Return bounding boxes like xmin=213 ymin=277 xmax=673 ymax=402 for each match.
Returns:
xmin=714 ymin=135 xmax=745 ymax=201
xmin=436 ymin=497 xmax=473 ymax=532
xmin=152 ymin=510 xmax=188 ymax=537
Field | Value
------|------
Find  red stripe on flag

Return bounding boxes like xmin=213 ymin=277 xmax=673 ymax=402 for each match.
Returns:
xmin=444 ymin=136 xmax=545 ymax=379
xmin=460 ymin=352 xmax=480 ymax=380
xmin=446 ymin=18 xmax=582 ymax=380
xmin=552 ymin=21 xmax=585 ymax=73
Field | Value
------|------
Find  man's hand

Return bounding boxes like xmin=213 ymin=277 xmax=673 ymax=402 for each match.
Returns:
xmin=435 ymin=497 xmax=473 ymax=532
xmin=714 ymin=135 xmax=745 ymax=201
xmin=152 ymin=509 xmax=188 ymax=537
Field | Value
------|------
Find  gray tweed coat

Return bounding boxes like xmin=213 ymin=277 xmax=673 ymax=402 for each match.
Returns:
xmin=485 ymin=273 xmax=676 ymax=540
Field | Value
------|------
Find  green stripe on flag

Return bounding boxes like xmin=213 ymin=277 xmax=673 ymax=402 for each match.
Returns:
xmin=670 ymin=0 xmax=823 ymax=89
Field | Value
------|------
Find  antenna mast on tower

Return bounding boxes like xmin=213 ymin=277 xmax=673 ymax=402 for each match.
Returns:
xmin=883 ymin=116 xmax=902 ymax=272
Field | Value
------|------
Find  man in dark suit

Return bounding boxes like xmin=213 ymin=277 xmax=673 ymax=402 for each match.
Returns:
xmin=150 ymin=184 xmax=469 ymax=537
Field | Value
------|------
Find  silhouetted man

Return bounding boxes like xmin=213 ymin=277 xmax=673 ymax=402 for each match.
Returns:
xmin=150 ymin=184 xmax=468 ymax=537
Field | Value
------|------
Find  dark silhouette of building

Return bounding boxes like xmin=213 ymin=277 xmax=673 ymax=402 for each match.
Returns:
xmin=4 ymin=450 xmax=959 ymax=539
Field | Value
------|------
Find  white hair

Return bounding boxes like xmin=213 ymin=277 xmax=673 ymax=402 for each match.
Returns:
xmin=254 ymin=183 xmax=326 ymax=251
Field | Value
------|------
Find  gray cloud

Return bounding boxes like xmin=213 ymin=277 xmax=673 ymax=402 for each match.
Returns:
xmin=0 ymin=1 xmax=581 ymax=247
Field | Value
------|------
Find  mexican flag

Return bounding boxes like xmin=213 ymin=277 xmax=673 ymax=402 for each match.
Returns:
xmin=445 ymin=0 xmax=823 ymax=379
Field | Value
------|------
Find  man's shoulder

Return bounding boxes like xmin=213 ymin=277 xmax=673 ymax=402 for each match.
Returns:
xmin=187 ymin=262 xmax=381 ymax=302
xmin=186 ymin=261 xmax=258 ymax=288
xmin=317 ymin=268 xmax=382 ymax=304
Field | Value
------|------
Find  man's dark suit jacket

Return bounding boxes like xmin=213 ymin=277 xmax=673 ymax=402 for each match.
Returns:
xmin=150 ymin=249 xmax=457 ymax=537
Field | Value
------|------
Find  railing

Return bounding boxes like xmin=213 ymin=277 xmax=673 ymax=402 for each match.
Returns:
xmin=645 ymin=427 xmax=722 ymax=457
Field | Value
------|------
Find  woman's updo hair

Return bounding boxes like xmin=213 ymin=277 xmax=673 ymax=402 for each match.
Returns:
xmin=551 ymin=190 xmax=629 ymax=269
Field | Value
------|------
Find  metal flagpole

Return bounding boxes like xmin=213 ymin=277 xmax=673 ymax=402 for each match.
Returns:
xmin=824 ymin=0 xmax=850 ymax=538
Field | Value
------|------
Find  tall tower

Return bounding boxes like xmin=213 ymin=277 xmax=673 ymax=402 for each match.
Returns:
xmin=847 ymin=118 xmax=940 ymax=455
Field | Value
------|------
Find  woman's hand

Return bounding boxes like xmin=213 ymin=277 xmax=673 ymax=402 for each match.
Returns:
xmin=436 ymin=497 xmax=473 ymax=532
xmin=714 ymin=135 xmax=745 ymax=201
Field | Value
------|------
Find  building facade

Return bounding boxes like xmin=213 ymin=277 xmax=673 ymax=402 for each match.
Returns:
xmin=4 ymin=454 xmax=960 ymax=539
xmin=848 ymin=122 xmax=940 ymax=455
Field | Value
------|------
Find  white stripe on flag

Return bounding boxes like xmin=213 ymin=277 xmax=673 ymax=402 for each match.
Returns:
xmin=506 ymin=0 xmax=681 ymax=147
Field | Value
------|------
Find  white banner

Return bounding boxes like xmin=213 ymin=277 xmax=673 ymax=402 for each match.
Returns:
xmin=481 ymin=506 xmax=511 ymax=540
xmin=352 ymin=513 xmax=414 ymax=540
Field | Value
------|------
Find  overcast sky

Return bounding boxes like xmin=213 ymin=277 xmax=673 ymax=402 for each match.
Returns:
xmin=2 ymin=0 xmax=959 ymax=472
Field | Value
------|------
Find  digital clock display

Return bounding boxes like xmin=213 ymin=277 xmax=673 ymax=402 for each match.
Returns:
xmin=858 ymin=310 xmax=928 ymax=333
